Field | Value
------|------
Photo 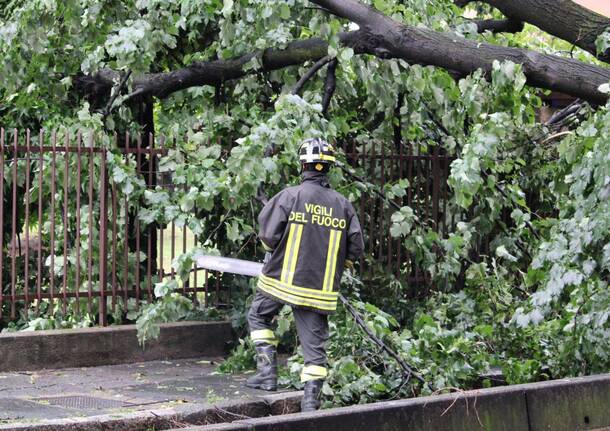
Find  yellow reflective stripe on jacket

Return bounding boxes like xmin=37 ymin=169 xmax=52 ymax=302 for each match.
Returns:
xmin=301 ymin=364 xmax=328 ymax=382
xmin=322 ymin=229 xmax=342 ymax=292
xmin=288 ymin=223 xmax=303 ymax=285
xmin=280 ymin=223 xmax=304 ymax=285
xmin=260 ymin=274 xmax=338 ymax=300
xmin=257 ymin=279 xmax=337 ymax=311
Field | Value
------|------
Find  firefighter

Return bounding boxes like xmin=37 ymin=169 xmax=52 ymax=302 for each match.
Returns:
xmin=246 ymin=138 xmax=364 ymax=412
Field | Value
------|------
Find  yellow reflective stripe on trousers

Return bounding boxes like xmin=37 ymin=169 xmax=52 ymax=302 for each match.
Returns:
xmin=301 ymin=364 xmax=328 ymax=382
xmin=281 ymin=223 xmax=304 ymax=285
xmin=322 ymin=229 xmax=342 ymax=292
xmin=250 ymin=329 xmax=278 ymax=346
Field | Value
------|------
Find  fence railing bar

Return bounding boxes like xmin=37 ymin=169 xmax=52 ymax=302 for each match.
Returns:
xmin=146 ymin=133 xmax=154 ymax=302
xmin=24 ymin=130 xmax=31 ymax=311
xmin=36 ymin=131 xmax=44 ymax=315
xmin=62 ymin=133 xmax=70 ymax=315
xmin=123 ymin=132 xmax=130 ymax=305
xmin=193 ymin=233 xmax=198 ymax=301
xmin=75 ymin=132 xmax=82 ymax=314
xmin=159 ymin=214 xmax=164 ymax=281
xmin=368 ymin=142 xmax=375 ymax=276
xmin=87 ymin=133 xmax=94 ymax=315
xmin=135 ymin=133 xmax=142 ymax=308
xmin=354 ymin=141 xmax=364 ymax=271
xmin=0 ymin=129 xmax=4 ymax=313
xmin=11 ymin=130 xmax=19 ymax=319
xmin=99 ymin=135 xmax=108 ymax=326
xmin=397 ymin=142 xmax=404 ymax=278
xmin=49 ymin=131 xmax=58 ymax=304
xmin=389 ymin=147 xmax=395 ymax=270
xmin=380 ymin=140 xmax=387 ymax=269
xmin=111 ymin=134 xmax=118 ymax=314
xmin=172 ymin=221 xmax=177 ymax=281
xmin=408 ymin=143 xmax=416 ymax=283
xmin=204 ymin=266 xmax=208 ymax=307
xmin=433 ymin=146 xmax=441 ymax=229
xmin=215 ymin=272 xmax=220 ymax=307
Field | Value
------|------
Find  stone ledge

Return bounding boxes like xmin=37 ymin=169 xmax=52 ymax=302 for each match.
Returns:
xmin=0 ymin=321 xmax=232 ymax=372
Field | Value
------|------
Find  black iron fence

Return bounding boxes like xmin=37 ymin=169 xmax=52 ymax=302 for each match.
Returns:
xmin=345 ymin=141 xmax=454 ymax=287
xmin=0 ymin=130 xmax=454 ymax=325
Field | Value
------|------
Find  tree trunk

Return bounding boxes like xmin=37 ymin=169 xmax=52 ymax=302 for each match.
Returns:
xmin=456 ymin=0 xmax=610 ymax=63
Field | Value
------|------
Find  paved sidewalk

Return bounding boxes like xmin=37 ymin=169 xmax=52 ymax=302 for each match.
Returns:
xmin=0 ymin=358 xmax=298 ymax=430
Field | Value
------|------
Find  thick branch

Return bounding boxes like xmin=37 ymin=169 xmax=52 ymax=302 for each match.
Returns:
xmin=291 ymin=55 xmax=332 ymax=95
xmin=321 ymin=58 xmax=338 ymax=115
xmin=78 ymin=2 xmax=610 ymax=106
xmin=455 ymin=0 xmax=610 ymax=62
xmin=546 ymin=99 xmax=585 ymax=128
xmin=79 ymin=33 xmax=363 ymax=102
xmin=310 ymin=0 xmax=610 ymax=104
xmin=473 ymin=18 xmax=524 ymax=34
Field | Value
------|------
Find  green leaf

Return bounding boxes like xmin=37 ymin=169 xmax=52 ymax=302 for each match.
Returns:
xmin=221 ymin=0 xmax=234 ymax=18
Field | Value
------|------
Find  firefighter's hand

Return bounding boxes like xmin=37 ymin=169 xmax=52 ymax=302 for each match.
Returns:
xmin=263 ymin=252 xmax=272 ymax=264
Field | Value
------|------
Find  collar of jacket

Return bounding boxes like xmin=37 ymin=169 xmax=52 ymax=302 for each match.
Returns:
xmin=301 ymin=170 xmax=330 ymax=188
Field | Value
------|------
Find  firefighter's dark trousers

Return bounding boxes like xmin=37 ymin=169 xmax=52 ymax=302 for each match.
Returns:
xmin=248 ymin=291 xmax=329 ymax=382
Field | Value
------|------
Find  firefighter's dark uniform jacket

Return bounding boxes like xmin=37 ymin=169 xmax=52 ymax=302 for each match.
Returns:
xmin=257 ymin=171 xmax=364 ymax=314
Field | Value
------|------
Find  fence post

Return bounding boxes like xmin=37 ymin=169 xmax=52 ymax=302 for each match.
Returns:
xmin=99 ymin=147 xmax=109 ymax=326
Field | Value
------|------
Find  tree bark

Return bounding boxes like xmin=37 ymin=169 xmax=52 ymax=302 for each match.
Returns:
xmin=473 ymin=18 xmax=524 ymax=34
xmin=77 ymin=2 xmax=610 ymax=106
xmin=310 ymin=0 xmax=610 ymax=104
xmin=456 ymin=0 xmax=610 ymax=62
xmin=322 ymin=58 xmax=338 ymax=115
xmin=78 ymin=35 xmax=362 ymax=103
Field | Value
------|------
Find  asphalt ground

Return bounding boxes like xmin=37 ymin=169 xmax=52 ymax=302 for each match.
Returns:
xmin=0 ymin=358 xmax=289 ymax=428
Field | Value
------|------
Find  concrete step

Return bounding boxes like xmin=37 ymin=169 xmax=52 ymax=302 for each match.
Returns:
xmin=171 ymin=374 xmax=610 ymax=431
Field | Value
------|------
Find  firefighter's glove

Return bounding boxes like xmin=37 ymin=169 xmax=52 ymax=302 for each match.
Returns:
xmin=263 ymin=252 xmax=272 ymax=265
xmin=345 ymin=259 xmax=354 ymax=270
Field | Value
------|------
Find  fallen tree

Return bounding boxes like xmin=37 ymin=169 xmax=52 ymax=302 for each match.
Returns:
xmin=455 ymin=0 xmax=610 ymax=63
xmin=76 ymin=0 xmax=610 ymax=108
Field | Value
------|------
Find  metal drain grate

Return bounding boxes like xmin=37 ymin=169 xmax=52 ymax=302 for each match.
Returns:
xmin=34 ymin=395 xmax=134 ymax=410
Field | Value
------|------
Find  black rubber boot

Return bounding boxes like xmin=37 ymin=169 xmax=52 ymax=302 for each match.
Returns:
xmin=245 ymin=343 xmax=277 ymax=391
xmin=301 ymin=379 xmax=323 ymax=412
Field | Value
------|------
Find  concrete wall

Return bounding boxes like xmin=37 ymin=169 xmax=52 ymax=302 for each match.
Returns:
xmin=188 ymin=374 xmax=610 ymax=431
xmin=0 ymin=321 xmax=232 ymax=372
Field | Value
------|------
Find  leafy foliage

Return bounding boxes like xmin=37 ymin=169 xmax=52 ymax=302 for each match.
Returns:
xmin=1 ymin=0 xmax=610 ymax=410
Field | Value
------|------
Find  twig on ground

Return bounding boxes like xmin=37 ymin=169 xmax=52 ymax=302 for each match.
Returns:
xmin=212 ymin=405 xmax=252 ymax=420
xmin=339 ymin=294 xmax=430 ymax=389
